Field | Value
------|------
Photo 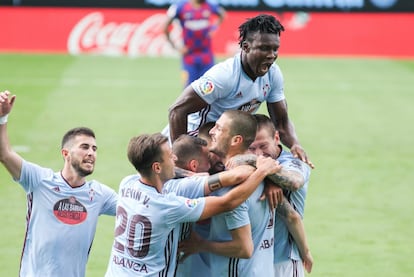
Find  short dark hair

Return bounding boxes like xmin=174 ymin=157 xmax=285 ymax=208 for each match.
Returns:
xmin=173 ymin=135 xmax=207 ymax=169
xmin=253 ymin=114 xmax=276 ymax=137
xmin=61 ymin=127 xmax=95 ymax=149
xmin=127 ymin=133 xmax=168 ymax=177
xmin=238 ymin=14 xmax=285 ymax=47
xmin=223 ymin=110 xmax=257 ymax=150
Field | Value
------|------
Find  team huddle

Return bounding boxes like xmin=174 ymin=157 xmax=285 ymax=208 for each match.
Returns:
xmin=0 ymin=5 xmax=314 ymax=277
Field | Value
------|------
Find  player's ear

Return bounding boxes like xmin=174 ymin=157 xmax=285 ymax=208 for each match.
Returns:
xmin=274 ymin=130 xmax=280 ymax=144
xmin=241 ymin=40 xmax=250 ymax=52
xmin=231 ymin=135 xmax=243 ymax=147
xmin=61 ymin=149 xmax=69 ymax=160
xmin=189 ymin=159 xmax=198 ymax=172
xmin=152 ymin=162 xmax=162 ymax=174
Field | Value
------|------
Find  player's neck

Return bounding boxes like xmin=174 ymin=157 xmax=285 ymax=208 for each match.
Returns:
xmin=60 ymin=170 xmax=86 ymax=188
xmin=140 ymin=176 xmax=162 ymax=193
xmin=224 ymin=149 xmax=248 ymax=165
xmin=240 ymin=53 xmax=257 ymax=81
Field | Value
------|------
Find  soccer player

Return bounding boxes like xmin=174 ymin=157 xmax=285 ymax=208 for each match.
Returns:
xmin=167 ymin=134 xmax=230 ymax=277
xmin=193 ymin=110 xmax=277 ymax=276
xmin=163 ymin=0 xmax=226 ymax=86
xmin=248 ymin=114 xmax=313 ymax=276
xmin=104 ymin=132 xmax=280 ymax=276
xmin=0 ymin=90 xmax=118 ymax=277
xmin=197 ymin=121 xmax=224 ymax=174
xmin=164 ymin=13 xmax=313 ymax=168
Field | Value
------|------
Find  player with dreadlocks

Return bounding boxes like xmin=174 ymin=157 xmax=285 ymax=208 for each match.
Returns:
xmin=165 ymin=14 xmax=314 ymax=169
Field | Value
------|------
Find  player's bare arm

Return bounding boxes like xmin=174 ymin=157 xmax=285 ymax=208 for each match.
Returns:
xmin=228 ymin=153 xmax=304 ymax=191
xmin=168 ymin=86 xmax=208 ymax=141
xmin=204 ymin=164 xmax=255 ymax=195
xmin=0 ymin=90 xmax=23 ymax=180
xmin=174 ymin=166 xmax=198 ymax=178
xmin=266 ymin=167 xmax=304 ymax=191
xmin=267 ymin=100 xmax=314 ymax=168
xmin=199 ymin=156 xmax=280 ymax=220
xmin=181 ymin=224 xmax=253 ymax=259
xmin=276 ymin=197 xmax=313 ymax=273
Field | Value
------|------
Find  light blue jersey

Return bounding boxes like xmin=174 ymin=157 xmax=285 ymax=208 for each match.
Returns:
xmin=274 ymin=150 xmax=311 ymax=263
xmin=105 ymin=175 xmax=206 ymax=277
xmin=163 ymin=176 xmax=211 ymax=277
xmin=162 ymin=53 xmax=285 ymax=137
xmin=188 ymin=53 xmax=285 ymax=133
xmin=17 ymin=160 xmax=118 ymax=277
xmin=209 ymin=182 xmax=275 ymax=276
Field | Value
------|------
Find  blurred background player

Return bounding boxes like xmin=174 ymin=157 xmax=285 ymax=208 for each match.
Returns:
xmin=163 ymin=0 xmax=226 ymax=86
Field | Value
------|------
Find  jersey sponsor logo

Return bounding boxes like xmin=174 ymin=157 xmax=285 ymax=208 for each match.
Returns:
xmin=53 ymin=196 xmax=87 ymax=225
xmin=238 ymin=99 xmax=262 ymax=113
xmin=260 ymin=237 xmax=274 ymax=250
xmin=183 ymin=18 xmax=210 ymax=31
xmin=198 ymin=77 xmax=215 ymax=95
xmin=185 ymin=198 xmax=199 ymax=208
xmin=112 ymin=254 xmax=149 ymax=273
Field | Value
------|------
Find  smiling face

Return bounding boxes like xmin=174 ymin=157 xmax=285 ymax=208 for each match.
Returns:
xmin=248 ymin=127 xmax=280 ymax=159
xmin=241 ymin=32 xmax=280 ymax=80
xmin=64 ymin=135 xmax=97 ymax=177
xmin=208 ymin=114 xmax=233 ymax=159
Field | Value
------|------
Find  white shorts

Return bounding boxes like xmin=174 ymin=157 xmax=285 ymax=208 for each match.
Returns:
xmin=274 ymin=259 xmax=304 ymax=277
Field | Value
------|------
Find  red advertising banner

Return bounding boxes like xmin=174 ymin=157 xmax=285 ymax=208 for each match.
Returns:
xmin=1 ymin=7 xmax=413 ymax=58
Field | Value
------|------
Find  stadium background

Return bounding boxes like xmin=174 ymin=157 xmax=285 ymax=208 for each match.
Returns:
xmin=0 ymin=1 xmax=413 ymax=276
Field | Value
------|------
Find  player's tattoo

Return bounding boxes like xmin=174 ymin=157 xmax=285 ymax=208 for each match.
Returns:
xmin=276 ymin=197 xmax=295 ymax=220
xmin=229 ymin=154 xmax=303 ymax=191
xmin=227 ymin=153 xmax=257 ymax=168
xmin=266 ymin=168 xmax=304 ymax=191
xmin=207 ymin=174 xmax=222 ymax=192
xmin=174 ymin=167 xmax=194 ymax=178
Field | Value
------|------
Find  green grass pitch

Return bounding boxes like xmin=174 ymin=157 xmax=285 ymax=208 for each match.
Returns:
xmin=0 ymin=53 xmax=413 ymax=276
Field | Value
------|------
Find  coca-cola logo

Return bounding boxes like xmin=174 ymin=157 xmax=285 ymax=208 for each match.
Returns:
xmin=67 ymin=12 xmax=182 ymax=57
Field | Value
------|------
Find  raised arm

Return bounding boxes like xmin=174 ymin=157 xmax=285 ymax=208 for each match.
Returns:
xmin=168 ymin=86 xmax=208 ymax=142
xmin=0 ymin=90 xmax=23 ymax=180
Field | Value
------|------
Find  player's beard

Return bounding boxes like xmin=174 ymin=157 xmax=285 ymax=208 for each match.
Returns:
xmin=209 ymin=143 xmax=228 ymax=161
xmin=71 ymin=159 xmax=94 ymax=177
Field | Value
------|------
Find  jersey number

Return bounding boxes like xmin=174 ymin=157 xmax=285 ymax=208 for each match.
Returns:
xmin=113 ymin=206 xmax=152 ymax=258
